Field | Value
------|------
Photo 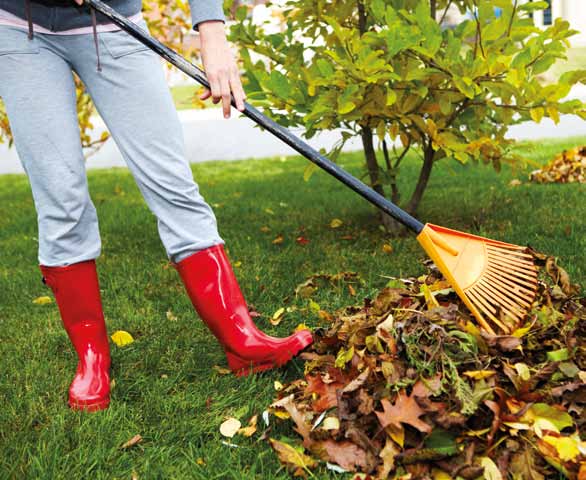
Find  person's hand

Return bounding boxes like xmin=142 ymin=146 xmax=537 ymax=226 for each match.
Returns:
xmin=198 ymin=20 xmax=246 ymax=119
xmin=74 ymin=0 xmax=83 ymax=4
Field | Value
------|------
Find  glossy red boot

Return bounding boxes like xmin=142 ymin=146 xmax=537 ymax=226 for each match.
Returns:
xmin=40 ymin=260 xmax=111 ymax=411
xmin=174 ymin=245 xmax=313 ymax=376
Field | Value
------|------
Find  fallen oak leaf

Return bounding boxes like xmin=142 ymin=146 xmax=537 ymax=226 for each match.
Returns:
xmin=375 ymin=390 xmax=432 ymax=433
xmin=311 ymin=439 xmax=373 ymax=472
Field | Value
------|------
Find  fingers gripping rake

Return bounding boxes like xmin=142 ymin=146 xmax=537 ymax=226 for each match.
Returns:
xmin=86 ymin=0 xmax=538 ymax=334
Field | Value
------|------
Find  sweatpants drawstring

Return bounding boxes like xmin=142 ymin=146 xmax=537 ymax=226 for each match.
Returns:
xmin=90 ymin=8 xmax=102 ymax=72
xmin=25 ymin=0 xmax=33 ymax=40
xmin=24 ymin=1 xmax=102 ymax=72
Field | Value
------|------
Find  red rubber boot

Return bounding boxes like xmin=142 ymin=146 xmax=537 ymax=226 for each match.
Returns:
xmin=174 ymin=245 xmax=313 ymax=376
xmin=40 ymin=260 xmax=111 ymax=411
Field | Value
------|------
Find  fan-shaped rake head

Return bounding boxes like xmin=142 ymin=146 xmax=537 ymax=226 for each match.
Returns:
xmin=416 ymin=224 xmax=538 ymax=335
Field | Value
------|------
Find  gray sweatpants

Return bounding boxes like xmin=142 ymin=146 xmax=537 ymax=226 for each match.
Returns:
xmin=0 ymin=21 xmax=223 ymax=267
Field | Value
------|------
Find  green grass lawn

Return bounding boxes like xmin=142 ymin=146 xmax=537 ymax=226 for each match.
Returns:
xmin=1 ymin=136 xmax=585 ymax=479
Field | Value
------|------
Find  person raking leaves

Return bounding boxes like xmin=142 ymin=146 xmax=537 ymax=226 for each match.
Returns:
xmin=0 ymin=0 xmax=313 ymax=412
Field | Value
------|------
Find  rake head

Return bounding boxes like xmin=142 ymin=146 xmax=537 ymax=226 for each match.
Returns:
xmin=416 ymin=223 xmax=538 ymax=335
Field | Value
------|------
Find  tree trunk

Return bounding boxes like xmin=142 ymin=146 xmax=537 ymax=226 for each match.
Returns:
xmin=406 ymin=144 xmax=436 ymax=216
xmin=360 ymin=127 xmax=407 ymax=235
xmin=360 ymin=127 xmax=384 ymax=198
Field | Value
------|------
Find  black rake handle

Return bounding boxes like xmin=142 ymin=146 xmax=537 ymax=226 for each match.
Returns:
xmin=86 ymin=0 xmax=425 ymax=234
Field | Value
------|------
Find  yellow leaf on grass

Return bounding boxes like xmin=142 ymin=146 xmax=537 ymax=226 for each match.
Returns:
xmin=111 ymin=330 xmax=134 ymax=347
xmin=32 ymin=296 xmax=52 ymax=305
xmin=382 ymin=243 xmax=393 ymax=254
xmin=213 ymin=365 xmax=231 ymax=375
xmin=294 ymin=323 xmax=310 ymax=332
xmin=271 ymin=307 xmax=286 ymax=326
xmin=219 ymin=417 xmax=241 ymax=438
xmin=269 ymin=438 xmax=317 ymax=475
xmin=330 ymin=218 xmax=344 ymax=228
xmin=238 ymin=415 xmax=258 ymax=437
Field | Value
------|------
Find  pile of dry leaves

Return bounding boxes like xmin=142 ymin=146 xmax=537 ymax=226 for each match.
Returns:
xmin=267 ymin=252 xmax=586 ymax=479
xmin=530 ymin=146 xmax=586 ymax=184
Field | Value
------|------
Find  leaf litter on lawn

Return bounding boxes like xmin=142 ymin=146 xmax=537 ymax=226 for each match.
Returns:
xmin=530 ymin=146 xmax=586 ymax=184
xmin=268 ymin=250 xmax=586 ymax=479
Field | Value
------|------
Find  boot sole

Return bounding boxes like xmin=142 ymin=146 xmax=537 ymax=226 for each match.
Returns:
xmin=69 ymin=397 xmax=110 ymax=412
xmin=225 ymin=331 xmax=314 ymax=377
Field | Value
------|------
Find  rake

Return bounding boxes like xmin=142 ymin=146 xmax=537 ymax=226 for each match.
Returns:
xmin=86 ymin=0 xmax=538 ymax=335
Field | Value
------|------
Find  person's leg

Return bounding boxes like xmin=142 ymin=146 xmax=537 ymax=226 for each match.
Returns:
xmin=0 ymin=27 xmax=110 ymax=410
xmin=70 ymin=26 xmax=312 ymax=375
xmin=70 ymin=22 xmax=223 ymax=263
xmin=0 ymin=29 xmax=101 ymax=266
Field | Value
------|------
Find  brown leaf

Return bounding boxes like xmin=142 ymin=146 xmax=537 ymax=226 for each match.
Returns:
xmin=311 ymin=439 xmax=372 ymax=472
xmin=342 ymin=368 xmax=370 ymax=394
xmin=375 ymin=390 xmax=432 ymax=433
xmin=305 ymin=374 xmax=343 ymax=412
xmin=546 ymin=256 xmax=578 ymax=296
xmin=435 ymin=410 xmax=467 ymax=429
xmin=356 ymin=388 xmax=374 ymax=416
xmin=275 ymin=394 xmax=312 ymax=444
xmin=412 ymin=374 xmax=442 ymax=398
xmin=484 ymin=400 xmax=501 ymax=447
xmin=269 ymin=438 xmax=317 ymax=476
xmin=120 ymin=434 xmax=142 ymax=449
xmin=510 ymin=447 xmax=545 ymax=480
xmin=272 ymin=234 xmax=284 ymax=245
xmin=481 ymin=332 xmax=522 ymax=352
xmin=376 ymin=438 xmax=400 ymax=478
